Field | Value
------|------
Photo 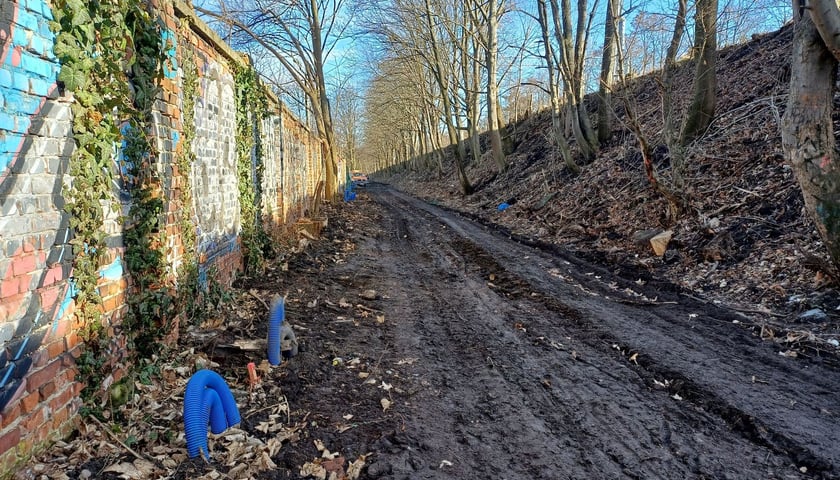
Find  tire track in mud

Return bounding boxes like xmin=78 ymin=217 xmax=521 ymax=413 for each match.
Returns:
xmin=361 ymin=187 xmax=819 ymax=479
xmin=376 ymin=186 xmax=840 ymax=478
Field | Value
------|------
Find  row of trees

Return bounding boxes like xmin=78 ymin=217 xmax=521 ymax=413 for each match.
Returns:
xmin=359 ymin=0 xmax=760 ymax=202
xmin=198 ymin=0 xmax=840 ymax=267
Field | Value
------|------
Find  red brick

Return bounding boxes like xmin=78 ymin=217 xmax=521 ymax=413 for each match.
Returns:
xmin=26 ymin=359 xmax=62 ymax=392
xmin=64 ymin=333 xmax=81 ymax=351
xmin=51 ymin=406 xmax=69 ymax=430
xmin=38 ymin=283 xmax=62 ymax=311
xmin=29 ymin=348 xmax=48 ymax=369
xmin=48 ymin=386 xmax=75 ymax=412
xmin=46 ymin=339 xmax=65 ymax=359
xmin=19 ymin=392 xmax=39 ymax=414
xmin=0 ymin=279 xmax=19 ymax=299
xmin=1 ymin=403 xmax=20 ymax=429
xmin=0 ymin=427 xmax=20 ymax=457
xmin=38 ymin=381 xmax=56 ymax=400
xmin=11 ymin=254 xmax=37 ymax=277
xmin=20 ymin=407 xmax=45 ymax=433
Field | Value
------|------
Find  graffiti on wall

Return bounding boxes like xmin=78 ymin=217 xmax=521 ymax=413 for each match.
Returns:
xmin=191 ymin=57 xmax=240 ymax=283
xmin=0 ymin=0 xmax=74 ymax=411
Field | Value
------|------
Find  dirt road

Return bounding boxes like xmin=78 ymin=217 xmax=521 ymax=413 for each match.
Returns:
xmin=267 ymin=184 xmax=837 ymax=480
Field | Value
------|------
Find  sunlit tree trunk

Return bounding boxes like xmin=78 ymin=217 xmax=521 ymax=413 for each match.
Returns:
xmin=486 ymin=0 xmax=506 ymax=171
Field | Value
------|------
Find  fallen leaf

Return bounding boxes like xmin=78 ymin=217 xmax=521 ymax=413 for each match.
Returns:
xmin=300 ymin=461 xmax=327 ymax=480
xmin=379 ymin=382 xmax=393 ymax=391
xmin=343 ymin=414 xmax=354 ymax=420
xmin=439 ymin=460 xmax=453 ymax=469
xmin=346 ymin=454 xmax=369 ymax=480
xmin=376 ymin=315 xmax=385 ymax=324
xmin=358 ymin=372 xmax=370 ymax=379
xmin=629 ymin=353 xmax=638 ymax=364
xmin=381 ymin=398 xmax=391 ymax=411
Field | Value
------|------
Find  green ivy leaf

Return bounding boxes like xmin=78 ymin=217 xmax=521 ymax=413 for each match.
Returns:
xmin=58 ymin=64 xmax=88 ymax=92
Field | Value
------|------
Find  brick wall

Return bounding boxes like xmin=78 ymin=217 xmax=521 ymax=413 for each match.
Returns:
xmin=0 ymin=0 xmax=326 ymax=471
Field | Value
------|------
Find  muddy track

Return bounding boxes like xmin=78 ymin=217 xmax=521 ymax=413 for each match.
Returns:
xmin=355 ymin=185 xmax=839 ymax=479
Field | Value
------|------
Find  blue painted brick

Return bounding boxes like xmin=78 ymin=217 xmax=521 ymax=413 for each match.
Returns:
xmin=19 ymin=94 xmax=41 ymax=115
xmin=12 ymin=72 xmax=29 ymax=93
xmin=0 ymin=112 xmax=15 ymax=131
xmin=12 ymin=26 xmax=29 ymax=48
xmin=15 ymin=11 xmax=39 ymax=31
xmin=38 ymin=22 xmax=52 ymax=39
xmin=28 ymin=35 xmax=45 ymax=56
xmin=21 ymin=52 xmax=53 ymax=78
xmin=29 ymin=77 xmax=52 ymax=97
xmin=1 ymin=133 xmax=24 ymax=153
xmin=41 ymin=3 xmax=54 ymax=21
xmin=0 ymin=69 xmax=12 ymax=89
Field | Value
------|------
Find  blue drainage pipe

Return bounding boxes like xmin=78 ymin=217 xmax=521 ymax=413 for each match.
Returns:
xmin=183 ymin=370 xmax=240 ymax=458
xmin=267 ymin=296 xmax=285 ymax=365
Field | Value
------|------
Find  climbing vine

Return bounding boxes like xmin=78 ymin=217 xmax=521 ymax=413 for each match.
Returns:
xmin=52 ymin=0 xmax=168 ymax=404
xmin=173 ymin=36 xmax=208 ymax=321
xmin=235 ymin=63 xmax=270 ymax=273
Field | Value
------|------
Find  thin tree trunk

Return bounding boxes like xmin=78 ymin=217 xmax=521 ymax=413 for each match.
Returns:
xmin=486 ymin=0 xmax=506 ymax=171
xmin=423 ymin=0 xmax=472 ymax=194
xmin=680 ymin=0 xmax=718 ymax=145
xmin=597 ymin=0 xmax=620 ymax=143
xmin=537 ymin=0 xmax=578 ymax=174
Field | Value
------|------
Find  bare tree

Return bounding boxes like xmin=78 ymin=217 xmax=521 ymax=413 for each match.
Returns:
xmin=481 ymin=0 xmax=507 ymax=171
xmin=549 ymin=0 xmax=600 ymax=161
xmin=680 ymin=0 xmax=718 ymax=145
xmin=781 ymin=0 xmax=840 ymax=267
xmin=196 ymin=0 xmax=356 ymax=200
xmin=535 ymin=0 xmax=578 ymax=173
xmin=597 ymin=0 xmax=621 ymax=143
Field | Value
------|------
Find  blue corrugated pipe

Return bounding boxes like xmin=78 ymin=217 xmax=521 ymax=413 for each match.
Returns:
xmin=183 ymin=370 xmax=241 ymax=458
xmin=268 ymin=296 xmax=285 ymax=365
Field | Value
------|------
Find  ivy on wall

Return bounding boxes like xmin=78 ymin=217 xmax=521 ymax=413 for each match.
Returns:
xmin=51 ymin=0 xmax=168 ymax=406
xmin=234 ymin=62 xmax=270 ymax=274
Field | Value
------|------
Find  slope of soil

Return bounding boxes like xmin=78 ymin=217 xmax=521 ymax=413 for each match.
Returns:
xmin=387 ymin=25 xmax=840 ymax=353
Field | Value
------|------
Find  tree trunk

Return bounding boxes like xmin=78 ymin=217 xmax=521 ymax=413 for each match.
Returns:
xmin=486 ymin=0 xmax=506 ymax=171
xmin=680 ymin=0 xmax=718 ymax=145
xmin=782 ymin=12 xmax=840 ymax=266
xmin=597 ymin=0 xmax=620 ymax=143
xmin=537 ymin=0 xmax=578 ymax=174
xmin=310 ymin=0 xmax=338 ymax=201
xmin=423 ymin=0 xmax=472 ymax=194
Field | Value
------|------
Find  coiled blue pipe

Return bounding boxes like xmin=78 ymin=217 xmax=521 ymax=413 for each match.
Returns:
xmin=268 ymin=296 xmax=285 ymax=365
xmin=183 ymin=370 xmax=241 ymax=458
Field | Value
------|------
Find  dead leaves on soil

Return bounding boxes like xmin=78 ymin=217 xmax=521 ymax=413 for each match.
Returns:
xmin=300 ymin=440 xmax=369 ymax=480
